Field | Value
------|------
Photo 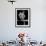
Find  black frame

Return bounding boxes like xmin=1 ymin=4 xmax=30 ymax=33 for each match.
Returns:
xmin=15 ymin=8 xmax=31 ymax=28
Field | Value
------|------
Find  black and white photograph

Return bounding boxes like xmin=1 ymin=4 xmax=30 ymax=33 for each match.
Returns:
xmin=15 ymin=8 xmax=31 ymax=27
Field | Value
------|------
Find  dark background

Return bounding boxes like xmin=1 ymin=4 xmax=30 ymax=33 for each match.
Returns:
xmin=17 ymin=10 xmax=28 ymax=25
xmin=17 ymin=10 xmax=28 ymax=20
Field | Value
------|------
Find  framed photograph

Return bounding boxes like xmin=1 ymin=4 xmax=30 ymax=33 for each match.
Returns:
xmin=15 ymin=8 xmax=31 ymax=27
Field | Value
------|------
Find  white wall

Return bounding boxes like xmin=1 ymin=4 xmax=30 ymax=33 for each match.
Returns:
xmin=0 ymin=0 xmax=46 ymax=42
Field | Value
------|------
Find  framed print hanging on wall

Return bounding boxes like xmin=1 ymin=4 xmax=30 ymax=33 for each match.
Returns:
xmin=15 ymin=8 xmax=31 ymax=28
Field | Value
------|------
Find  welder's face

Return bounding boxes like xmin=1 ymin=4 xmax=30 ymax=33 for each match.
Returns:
xmin=19 ymin=12 xmax=25 ymax=20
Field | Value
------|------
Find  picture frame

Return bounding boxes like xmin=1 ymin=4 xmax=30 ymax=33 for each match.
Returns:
xmin=15 ymin=8 xmax=31 ymax=28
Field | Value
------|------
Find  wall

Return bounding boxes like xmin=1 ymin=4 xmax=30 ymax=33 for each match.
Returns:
xmin=0 ymin=0 xmax=46 ymax=42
